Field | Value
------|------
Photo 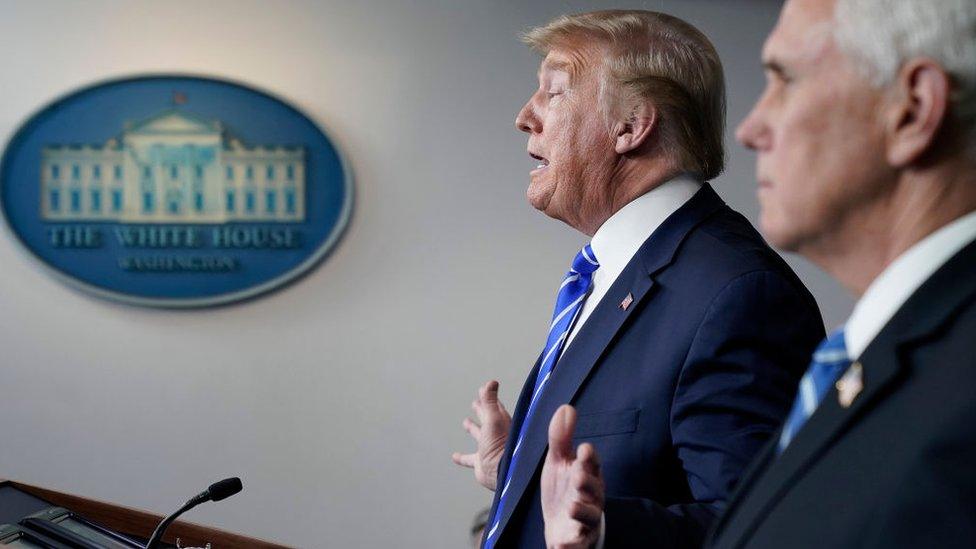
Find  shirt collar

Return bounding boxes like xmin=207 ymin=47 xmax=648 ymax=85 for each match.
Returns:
xmin=846 ymin=209 xmax=976 ymax=359
xmin=589 ymin=175 xmax=702 ymax=279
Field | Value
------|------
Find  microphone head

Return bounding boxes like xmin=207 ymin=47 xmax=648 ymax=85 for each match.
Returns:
xmin=207 ymin=477 xmax=243 ymax=502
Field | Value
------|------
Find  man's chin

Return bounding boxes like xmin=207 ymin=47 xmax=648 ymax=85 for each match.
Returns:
xmin=760 ymin=216 xmax=803 ymax=253
xmin=526 ymin=184 xmax=554 ymax=213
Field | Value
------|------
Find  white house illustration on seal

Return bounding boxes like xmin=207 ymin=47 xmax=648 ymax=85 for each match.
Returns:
xmin=40 ymin=109 xmax=306 ymax=223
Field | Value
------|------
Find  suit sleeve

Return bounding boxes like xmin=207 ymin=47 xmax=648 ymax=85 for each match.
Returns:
xmin=604 ymin=270 xmax=824 ymax=549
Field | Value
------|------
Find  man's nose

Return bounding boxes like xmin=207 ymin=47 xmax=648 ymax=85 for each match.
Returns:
xmin=736 ymin=106 xmax=766 ymax=151
xmin=516 ymin=100 xmax=541 ymax=134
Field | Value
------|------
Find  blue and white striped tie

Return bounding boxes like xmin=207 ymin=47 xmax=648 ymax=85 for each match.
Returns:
xmin=777 ymin=327 xmax=851 ymax=453
xmin=484 ymin=244 xmax=600 ymax=547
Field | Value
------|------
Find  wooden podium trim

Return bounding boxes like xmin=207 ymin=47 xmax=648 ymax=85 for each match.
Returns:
xmin=3 ymin=480 xmax=291 ymax=549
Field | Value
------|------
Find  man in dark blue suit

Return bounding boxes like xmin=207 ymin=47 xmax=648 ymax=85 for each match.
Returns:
xmin=543 ymin=2 xmax=976 ymax=548
xmin=451 ymin=10 xmax=824 ymax=548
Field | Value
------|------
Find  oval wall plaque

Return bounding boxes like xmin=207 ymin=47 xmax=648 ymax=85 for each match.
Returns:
xmin=0 ymin=75 xmax=352 ymax=307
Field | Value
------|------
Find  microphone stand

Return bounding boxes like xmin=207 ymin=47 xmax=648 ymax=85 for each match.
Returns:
xmin=145 ymin=496 xmax=204 ymax=549
xmin=145 ymin=478 xmax=241 ymax=549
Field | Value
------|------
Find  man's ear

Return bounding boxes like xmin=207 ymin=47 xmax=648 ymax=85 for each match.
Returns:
xmin=886 ymin=58 xmax=951 ymax=167
xmin=614 ymin=100 xmax=658 ymax=155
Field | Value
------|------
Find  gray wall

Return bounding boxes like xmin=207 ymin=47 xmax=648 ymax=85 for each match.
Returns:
xmin=0 ymin=1 xmax=853 ymax=547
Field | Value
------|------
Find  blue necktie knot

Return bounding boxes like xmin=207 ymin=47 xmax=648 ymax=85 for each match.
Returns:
xmin=570 ymin=244 xmax=600 ymax=275
xmin=813 ymin=327 xmax=848 ymax=360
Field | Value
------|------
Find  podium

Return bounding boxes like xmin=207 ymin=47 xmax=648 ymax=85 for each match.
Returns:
xmin=0 ymin=479 xmax=289 ymax=548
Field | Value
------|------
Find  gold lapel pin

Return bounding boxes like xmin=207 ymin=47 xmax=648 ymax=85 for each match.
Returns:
xmin=836 ymin=361 xmax=864 ymax=408
xmin=620 ymin=292 xmax=634 ymax=310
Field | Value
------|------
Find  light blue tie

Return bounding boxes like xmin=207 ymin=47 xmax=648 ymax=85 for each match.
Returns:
xmin=777 ymin=327 xmax=851 ymax=453
xmin=484 ymin=244 xmax=600 ymax=547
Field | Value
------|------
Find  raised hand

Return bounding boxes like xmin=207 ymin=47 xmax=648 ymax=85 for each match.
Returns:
xmin=452 ymin=380 xmax=512 ymax=491
xmin=541 ymin=405 xmax=605 ymax=549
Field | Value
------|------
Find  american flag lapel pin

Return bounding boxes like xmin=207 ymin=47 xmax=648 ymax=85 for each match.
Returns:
xmin=835 ymin=361 xmax=864 ymax=408
xmin=620 ymin=292 xmax=634 ymax=310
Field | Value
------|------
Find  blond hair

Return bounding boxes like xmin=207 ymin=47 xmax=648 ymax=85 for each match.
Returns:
xmin=523 ymin=10 xmax=726 ymax=180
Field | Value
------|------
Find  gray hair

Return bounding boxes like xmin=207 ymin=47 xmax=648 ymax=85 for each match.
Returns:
xmin=834 ymin=0 xmax=976 ymax=154
xmin=522 ymin=10 xmax=727 ymax=181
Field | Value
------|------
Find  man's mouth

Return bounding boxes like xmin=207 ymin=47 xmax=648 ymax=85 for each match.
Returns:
xmin=529 ymin=152 xmax=550 ymax=172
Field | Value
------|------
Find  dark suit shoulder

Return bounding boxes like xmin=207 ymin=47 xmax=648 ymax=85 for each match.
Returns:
xmin=673 ymin=206 xmax=816 ymax=306
xmin=859 ymin=335 xmax=976 ymax=548
xmin=900 ymin=289 xmax=976 ymax=416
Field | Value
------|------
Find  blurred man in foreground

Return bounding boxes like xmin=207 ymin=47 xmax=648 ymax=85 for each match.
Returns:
xmin=543 ymin=1 xmax=976 ymax=547
xmin=452 ymin=10 xmax=824 ymax=548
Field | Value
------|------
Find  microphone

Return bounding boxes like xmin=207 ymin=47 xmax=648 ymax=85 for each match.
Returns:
xmin=188 ymin=477 xmax=243 ymax=506
xmin=145 ymin=477 xmax=243 ymax=549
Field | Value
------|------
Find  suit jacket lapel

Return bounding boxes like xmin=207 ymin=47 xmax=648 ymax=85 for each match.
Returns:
xmin=490 ymin=183 xmax=727 ymax=540
xmin=714 ymin=239 xmax=976 ymax=549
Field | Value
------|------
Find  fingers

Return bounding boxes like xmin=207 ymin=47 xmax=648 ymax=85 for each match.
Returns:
xmin=567 ymin=500 xmax=603 ymax=529
xmin=574 ymin=444 xmax=604 ymax=505
xmin=476 ymin=380 xmax=499 ymax=409
xmin=481 ymin=380 xmax=500 ymax=404
xmin=462 ymin=417 xmax=482 ymax=439
xmin=577 ymin=443 xmax=602 ymax=477
xmin=452 ymin=452 xmax=476 ymax=468
xmin=571 ymin=467 xmax=603 ymax=507
xmin=473 ymin=380 xmax=509 ymax=424
xmin=456 ymin=381 xmax=510 ymax=481
xmin=547 ymin=405 xmax=577 ymax=462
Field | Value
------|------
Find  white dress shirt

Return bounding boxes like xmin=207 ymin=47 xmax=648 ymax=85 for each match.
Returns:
xmin=845 ymin=210 xmax=976 ymax=359
xmin=563 ymin=175 xmax=702 ymax=351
